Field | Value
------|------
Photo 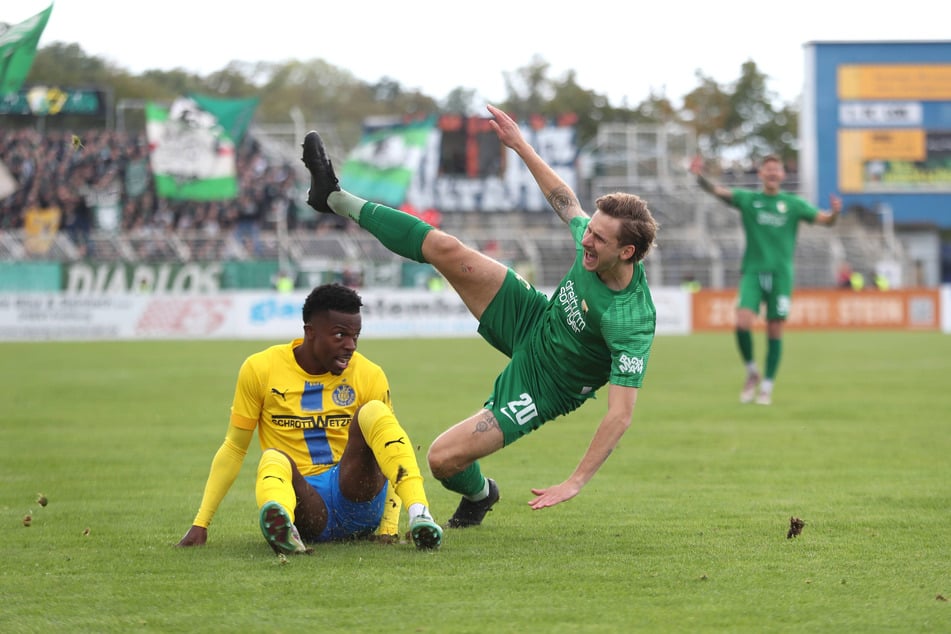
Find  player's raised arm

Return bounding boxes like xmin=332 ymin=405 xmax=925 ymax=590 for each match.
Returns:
xmin=690 ymin=155 xmax=733 ymax=204
xmin=487 ymin=104 xmax=586 ymax=225
xmin=815 ymin=193 xmax=842 ymax=225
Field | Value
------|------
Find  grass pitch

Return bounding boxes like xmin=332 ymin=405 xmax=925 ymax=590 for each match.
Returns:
xmin=1 ymin=331 xmax=949 ymax=633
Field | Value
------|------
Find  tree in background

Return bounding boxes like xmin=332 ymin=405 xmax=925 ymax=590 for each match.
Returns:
xmin=25 ymin=44 xmax=798 ymax=164
xmin=683 ymin=60 xmax=798 ymax=169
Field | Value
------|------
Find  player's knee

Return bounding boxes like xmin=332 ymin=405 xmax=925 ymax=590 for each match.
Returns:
xmin=258 ymin=447 xmax=292 ymax=471
xmin=423 ymin=230 xmax=469 ymax=263
xmin=355 ymin=400 xmax=389 ymax=437
xmin=427 ymin=440 xmax=453 ymax=479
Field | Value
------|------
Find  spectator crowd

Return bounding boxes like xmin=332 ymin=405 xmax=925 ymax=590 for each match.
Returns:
xmin=0 ymin=127 xmax=322 ymax=259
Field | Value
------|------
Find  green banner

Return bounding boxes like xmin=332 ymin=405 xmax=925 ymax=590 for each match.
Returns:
xmin=341 ymin=117 xmax=435 ymax=207
xmin=188 ymin=93 xmax=259 ymax=144
xmin=0 ymin=86 xmax=106 ymax=116
xmin=145 ymin=98 xmax=239 ymax=201
xmin=0 ymin=261 xmax=61 ymax=292
xmin=0 ymin=4 xmax=53 ymax=95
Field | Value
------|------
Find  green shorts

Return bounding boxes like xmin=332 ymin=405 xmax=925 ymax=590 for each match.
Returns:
xmin=737 ymin=270 xmax=792 ymax=320
xmin=477 ymin=270 xmax=587 ymax=446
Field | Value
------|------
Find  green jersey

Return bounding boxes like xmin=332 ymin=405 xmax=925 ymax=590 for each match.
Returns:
xmin=538 ymin=216 xmax=656 ymax=392
xmin=730 ymin=188 xmax=819 ymax=275
xmin=477 ymin=216 xmax=655 ymax=441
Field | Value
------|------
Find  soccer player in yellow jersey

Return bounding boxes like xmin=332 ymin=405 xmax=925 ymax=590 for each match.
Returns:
xmin=177 ymin=283 xmax=442 ymax=554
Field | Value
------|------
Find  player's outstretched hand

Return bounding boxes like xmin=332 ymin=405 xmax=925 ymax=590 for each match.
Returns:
xmin=829 ymin=193 xmax=842 ymax=215
xmin=527 ymin=481 xmax=582 ymax=510
xmin=176 ymin=525 xmax=207 ymax=547
xmin=689 ymin=154 xmax=704 ymax=175
xmin=487 ymin=104 xmax=525 ymax=150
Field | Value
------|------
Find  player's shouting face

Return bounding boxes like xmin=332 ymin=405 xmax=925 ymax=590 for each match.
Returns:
xmin=580 ymin=211 xmax=636 ymax=277
xmin=758 ymin=157 xmax=786 ymax=195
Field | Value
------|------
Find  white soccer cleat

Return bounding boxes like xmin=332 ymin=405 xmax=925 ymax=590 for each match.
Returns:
xmin=740 ymin=372 xmax=760 ymax=404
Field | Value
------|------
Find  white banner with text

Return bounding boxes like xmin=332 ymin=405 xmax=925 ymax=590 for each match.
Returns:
xmin=0 ymin=287 xmax=691 ymax=342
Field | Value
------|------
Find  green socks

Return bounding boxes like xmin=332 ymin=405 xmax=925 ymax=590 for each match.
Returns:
xmin=327 ymin=190 xmax=365 ymax=221
xmin=765 ymin=337 xmax=782 ymax=380
xmin=439 ymin=462 xmax=487 ymax=499
xmin=357 ymin=202 xmax=433 ymax=264
xmin=736 ymin=328 xmax=754 ymax=364
xmin=326 ymin=191 xmax=434 ymax=263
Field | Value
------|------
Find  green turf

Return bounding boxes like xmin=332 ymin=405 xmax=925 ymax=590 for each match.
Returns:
xmin=1 ymin=332 xmax=950 ymax=633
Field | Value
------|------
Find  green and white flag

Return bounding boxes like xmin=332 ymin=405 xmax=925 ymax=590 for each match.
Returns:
xmin=0 ymin=158 xmax=17 ymax=200
xmin=341 ymin=117 xmax=435 ymax=207
xmin=188 ymin=93 xmax=259 ymax=145
xmin=145 ymin=97 xmax=239 ymax=201
xmin=0 ymin=4 xmax=53 ymax=95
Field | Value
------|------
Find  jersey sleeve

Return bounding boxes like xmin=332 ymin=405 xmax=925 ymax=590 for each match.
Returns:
xmin=794 ymin=195 xmax=820 ymax=223
xmin=606 ymin=322 xmax=654 ymax=388
xmin=229 ymin=355 xmax=264 ymax=430
xmin=730 ymin=188 xmax=751 ymax=211
xmin=363 ymin=362 xmax=393 ymax=409
xmin=603 ymin=291 xmax=655 ymax=389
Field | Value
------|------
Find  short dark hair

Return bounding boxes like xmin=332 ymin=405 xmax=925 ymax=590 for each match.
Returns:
xmin=302 ymin=283 xmax=363 ymax=323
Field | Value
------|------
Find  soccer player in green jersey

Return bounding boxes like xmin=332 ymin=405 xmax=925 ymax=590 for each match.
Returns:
xmin=690 ymin=155 xmax=841 ymax=405
xmin=301 ymin=104 xmax=658 ymax=528
xmin=177 ymin=283 xmax=442 ymax=554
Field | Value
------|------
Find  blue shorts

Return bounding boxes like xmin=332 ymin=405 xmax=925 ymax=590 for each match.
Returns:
xmin=303 ymin=464 xmax=388 ymax=542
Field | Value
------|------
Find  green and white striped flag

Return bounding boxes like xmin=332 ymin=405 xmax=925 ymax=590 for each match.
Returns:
xmin=0 ymin=4 xmax=53 ymax=95
xmin=145 ymin=98 xmax=239 ymax=201
xmin=340 ymin=117 xmax=435 ymax=207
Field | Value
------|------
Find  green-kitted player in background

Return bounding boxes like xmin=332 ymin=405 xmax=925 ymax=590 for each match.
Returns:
xmin=301 ymin=104 xmax=658 ymax=528
xmin=690 ymin=155 xmax=841 ymax=405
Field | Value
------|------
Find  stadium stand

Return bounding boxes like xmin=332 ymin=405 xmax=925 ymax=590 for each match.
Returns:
xmin=1 ymin=126 xmax=903 ymax=290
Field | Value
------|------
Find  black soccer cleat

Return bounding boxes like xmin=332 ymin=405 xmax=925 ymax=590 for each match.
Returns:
xmin=301 ymin=130 xmax=340 ymax=213
xmin=447 ymin=478 xmax=500 ymax=528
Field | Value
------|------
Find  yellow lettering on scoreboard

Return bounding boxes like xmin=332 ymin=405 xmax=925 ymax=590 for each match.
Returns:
xmin=838 ymin=64 xmax=951 ymax=100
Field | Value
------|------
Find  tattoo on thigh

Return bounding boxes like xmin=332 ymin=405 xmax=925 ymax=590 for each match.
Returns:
xmin=473 ymin=411 xmax=501 ymax=435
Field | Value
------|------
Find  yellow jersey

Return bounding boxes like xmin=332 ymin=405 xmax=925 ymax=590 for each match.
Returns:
xmin=229 ymin=339 xmax=391 ymax=476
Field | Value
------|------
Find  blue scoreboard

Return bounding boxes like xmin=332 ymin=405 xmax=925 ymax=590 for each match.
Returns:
xmin=801 ymin=41 xmax=951 ymax=227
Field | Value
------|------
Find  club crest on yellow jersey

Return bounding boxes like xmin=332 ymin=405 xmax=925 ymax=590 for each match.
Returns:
xmin=333 ymin=384 xmax=356 ymax=407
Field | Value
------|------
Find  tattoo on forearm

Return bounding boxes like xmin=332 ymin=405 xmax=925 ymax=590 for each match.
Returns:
xmin=546 ymin=186 xmax=578 ymax=221
xmin=472 ymin=411 xmax=501 ymax=435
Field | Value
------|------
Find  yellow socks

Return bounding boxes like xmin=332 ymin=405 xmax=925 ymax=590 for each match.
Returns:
xmin=358 ymin=400 xmax=430 ymax=512
xmin=255 ymin=404 xmax=430 ymax=538
xmin=255 ymin=449 xmax=297 ymax=522
xmin=374 ymin=487 xmax=403 ymax=539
